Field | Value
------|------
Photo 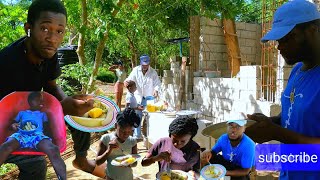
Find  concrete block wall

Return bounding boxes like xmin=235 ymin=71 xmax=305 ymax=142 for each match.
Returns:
xmin=161 ymin=83 xmax=179 ymax=109
xmin=190 ymin=16 xmax=292 ymax=105
xmin=199 ymin=17 xmax=262 ymax=77
xmin=186 ymin=65 xmax=281 ymax=124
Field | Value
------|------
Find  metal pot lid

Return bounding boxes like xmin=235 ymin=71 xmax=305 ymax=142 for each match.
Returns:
xmin=176 ymin=110 xmax=201 ymax=116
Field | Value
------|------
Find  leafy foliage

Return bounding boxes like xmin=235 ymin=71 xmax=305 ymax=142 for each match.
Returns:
xmin=236 ymin=0 xmax=262 ymax=23
xmin=97 ymin=67 xmax=116 ymax=83
xmin=57 ymin=63 xmax=97 ymax=95
xmin=0 ymin=0 xmax=30 ymax=49
xmin=61 ymin=0 xmax=265 ymax=85
xmin=0 ymin=163 xmax=17 ymax=176
xmin=201 ymin=0 xmax=246 ymax=19
xmin=236 ymin=0 xmax=277 ymax=23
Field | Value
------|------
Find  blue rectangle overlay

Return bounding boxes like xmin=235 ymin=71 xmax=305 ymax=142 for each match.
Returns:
xmin=255 ymin=144 xmax=320 ymax=171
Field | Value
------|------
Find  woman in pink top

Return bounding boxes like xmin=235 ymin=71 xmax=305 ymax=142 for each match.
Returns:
xmin=141 ymin=117 xmax=200 ymax=179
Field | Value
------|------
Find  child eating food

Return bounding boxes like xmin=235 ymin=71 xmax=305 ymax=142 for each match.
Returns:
xmin=95 ymin=107 xmax=141 ymax=180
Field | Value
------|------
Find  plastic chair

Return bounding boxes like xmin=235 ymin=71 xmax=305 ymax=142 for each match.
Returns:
xmin=0 ymin=91 xmax=66 ymax=155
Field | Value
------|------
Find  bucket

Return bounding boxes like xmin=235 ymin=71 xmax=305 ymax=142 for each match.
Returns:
xmin=144 ymin=96 xmax=156 ymax=112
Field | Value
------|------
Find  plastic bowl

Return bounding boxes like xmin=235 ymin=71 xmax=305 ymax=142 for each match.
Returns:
xmin=18 ymin=120 xmax=39 ymax=134
xmin=156 ymin=170 xmax=189 ymax=180
xmin=200 ymin=164 xmax=226 ymax=180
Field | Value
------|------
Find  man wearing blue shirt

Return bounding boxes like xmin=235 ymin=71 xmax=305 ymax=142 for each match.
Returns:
xmin=201 ymin=120 xmax=255 ymax=180
xmin=246 ymin=1 xmax=320 ymax=179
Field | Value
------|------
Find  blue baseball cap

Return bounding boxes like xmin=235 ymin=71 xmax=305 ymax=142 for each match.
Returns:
xmin=227 ymin=119 xmax=247 ymax=126
xmin=140 ymin=54 xmax=150 ymax=65
xmin=261 ymin=0 xmax=320 ymax=43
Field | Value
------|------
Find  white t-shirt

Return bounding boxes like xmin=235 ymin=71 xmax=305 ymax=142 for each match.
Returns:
xmin=126 ymin=92 xmax=141 ymax=115
xmin=125 ymin=65 xmax=161 ymax=104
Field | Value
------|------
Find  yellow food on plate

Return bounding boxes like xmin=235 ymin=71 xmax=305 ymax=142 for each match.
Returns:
xmin=73 ymin=99 xmax=115 ymax=127
xmin=115 ymin=154 xmax=132 ymax=161
xmin=71 ymin=116 xmax=106 ymax=127
xmin=204 ymin=166 xmax=221 ymax=178
xmin=160 ymin=173 xmax=171 ymax=180
xmin=93 ymin=100 xmax=107 ymax=111
xmin=88 ymin=107 xmax=104 ymax=118
xmin=125 ymin=157 xmax=136 ymax=164
xmin=101 ymin=109 xmax=113 ymax=126
xmin=120 ymin=157 xmax=136 ymax=166
xmin=84 ymin=105 xmax=108 ymax=119
xmin=113 ymin=155 xmax=137 ymax=166
xmin=171 ymin=171 xmax=188 ymax=180
xmin=159 ymin=170 xmax=188 ymax=180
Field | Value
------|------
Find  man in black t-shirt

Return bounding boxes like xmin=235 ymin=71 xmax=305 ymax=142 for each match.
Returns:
xmin=0 ymin=0 xmax=97 ymax=179
xmin=0 ymin=37 xmax=61 ymax=99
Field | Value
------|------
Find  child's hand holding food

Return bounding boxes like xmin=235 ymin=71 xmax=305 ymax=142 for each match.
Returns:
xmin=108 ymin=139 xmax=119 ymax=151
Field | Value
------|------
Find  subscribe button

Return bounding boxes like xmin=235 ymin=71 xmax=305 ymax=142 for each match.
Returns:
xmin=255 ymin=144 xmax=320 ymax=171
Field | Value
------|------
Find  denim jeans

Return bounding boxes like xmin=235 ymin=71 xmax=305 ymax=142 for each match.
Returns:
xmin=134 ymin=96 xmax=153 ymax=139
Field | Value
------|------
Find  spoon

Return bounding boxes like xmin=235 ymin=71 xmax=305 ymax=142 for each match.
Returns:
xmin=166 ymin=163 xmax=171 ymax=177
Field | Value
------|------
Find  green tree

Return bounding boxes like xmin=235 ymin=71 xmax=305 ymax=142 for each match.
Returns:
xmin=0 ymin=0 xmax=30 ymax=49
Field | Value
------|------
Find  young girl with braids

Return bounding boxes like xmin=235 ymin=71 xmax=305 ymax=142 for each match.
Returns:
xmin=95 ymin=108 xmax=140 ymax=180
xmin=141 ymin=117 xmax=200 ymax=179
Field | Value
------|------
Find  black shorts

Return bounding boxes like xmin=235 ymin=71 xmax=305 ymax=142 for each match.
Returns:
xmin=5 ymin=155 xmax=47 ymax=180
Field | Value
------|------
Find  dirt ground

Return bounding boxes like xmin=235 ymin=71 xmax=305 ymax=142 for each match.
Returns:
xmin=46 ymin=140 xmax=158 ymax=180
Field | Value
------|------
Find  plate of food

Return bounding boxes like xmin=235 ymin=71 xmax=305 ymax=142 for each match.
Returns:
xmin=200 ymin=164 xmax=226 ymax=180
xmin=111 ymin=154 xmax=141 ymax=166
xmin=64 ymin=96 xmax=120 ymax=132
xmin=157 ymin=170 xmax=190 ymax=180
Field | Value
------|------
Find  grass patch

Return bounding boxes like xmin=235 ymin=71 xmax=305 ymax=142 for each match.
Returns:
xmin=0 ymin=163 xmax=17 ymax=176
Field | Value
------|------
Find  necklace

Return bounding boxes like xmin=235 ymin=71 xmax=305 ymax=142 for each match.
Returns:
xmin=289 ymin=65 xmax=318 ymax=104
xmin=228 ymin=139 xmax=241 ymax=162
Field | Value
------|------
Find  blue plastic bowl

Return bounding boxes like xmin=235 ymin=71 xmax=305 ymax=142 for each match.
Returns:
xmin=18 ymin=120 xmax=39 ymax=135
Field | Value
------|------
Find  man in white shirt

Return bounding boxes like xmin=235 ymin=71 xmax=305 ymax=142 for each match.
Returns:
xmin=125 ymin=54 xmax=161 ymax=106
xmin=124 ymin=54 xmax=161 ymax=139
